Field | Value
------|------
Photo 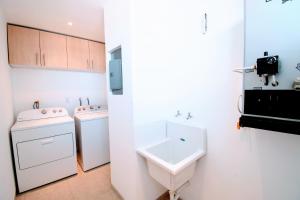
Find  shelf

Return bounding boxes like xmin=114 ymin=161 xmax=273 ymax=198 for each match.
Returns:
xmin=239 ymin=115 xmax=300 ymax=135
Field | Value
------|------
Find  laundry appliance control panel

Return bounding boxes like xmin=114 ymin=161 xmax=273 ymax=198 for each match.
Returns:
xmin=74 ymin=105 xmax=108 ymax=115
xmin=17 ymin=107 xmax=69 ymax=122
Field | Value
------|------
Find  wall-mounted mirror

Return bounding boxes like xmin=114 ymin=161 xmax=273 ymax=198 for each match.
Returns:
xmin=244 ymin=0 xmax=299 ymax=89
xmin=239 ymin=0 xmax=300 ymax=135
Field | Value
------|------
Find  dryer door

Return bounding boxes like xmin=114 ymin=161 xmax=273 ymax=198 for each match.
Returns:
xmin=17 ymin=133 xmax=74 ymax=170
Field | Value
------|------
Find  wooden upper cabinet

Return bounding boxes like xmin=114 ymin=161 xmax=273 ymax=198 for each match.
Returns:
xmin=89 ymin=41 xmax=106 ymax=73
xmin=67 ymin=36 xmax=90 ymax=71
xmin=40 ymin=31 xmax=68 ymax=69
xmin=7 ymin=24 xmax=105 ymax=73
xmin=8 ymin=25 xmax=41 ymax=67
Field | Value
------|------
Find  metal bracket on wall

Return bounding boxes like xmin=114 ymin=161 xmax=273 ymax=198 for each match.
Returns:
xmin=282 ymin=0 xmax=292 ymax=3
xmin=202 ymin=13 xmax=208 ymax=35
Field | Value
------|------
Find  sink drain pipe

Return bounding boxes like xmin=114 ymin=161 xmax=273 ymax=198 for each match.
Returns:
xmin=169 ymin=181 xmax=191 ymax=200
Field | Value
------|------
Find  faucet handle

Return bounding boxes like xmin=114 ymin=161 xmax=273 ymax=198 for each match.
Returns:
xmin=175 ymin=110 xmax=181 ymax=117
xmin=186 ymin=112 xmax=193 ymax=120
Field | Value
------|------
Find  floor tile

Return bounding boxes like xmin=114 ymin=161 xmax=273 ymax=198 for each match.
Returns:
xmin=16 ymin=163 xmax=122 ymax=200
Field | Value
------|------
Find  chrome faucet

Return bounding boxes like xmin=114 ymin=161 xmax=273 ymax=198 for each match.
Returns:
xmin=86 ymin=97 xmax=90 ymax=106
xmin=79 ymin=98 xmax=82 ymax=106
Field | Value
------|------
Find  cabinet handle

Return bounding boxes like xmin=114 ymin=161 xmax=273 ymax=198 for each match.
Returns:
xmin=43 ymin=54 xmax=46 ymax=66
xmin=35 ymin=53 xmax=39 ymax=65
xmin=40 ymin=138 xmax=55 ymax=145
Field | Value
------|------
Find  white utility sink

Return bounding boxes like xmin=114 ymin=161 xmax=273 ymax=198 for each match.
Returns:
xmin=137 ymin=121 xmax=207 ymax=200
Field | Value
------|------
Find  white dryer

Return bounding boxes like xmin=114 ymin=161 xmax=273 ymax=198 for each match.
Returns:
xmin=11 ymin=107 xmax=77 ymax=192
xmin=74 ymin=105 xmax=110 ymax=171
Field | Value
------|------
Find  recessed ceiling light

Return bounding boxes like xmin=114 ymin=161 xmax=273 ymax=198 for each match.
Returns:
xmin=67 ymin=22 xmax=73 ymax=26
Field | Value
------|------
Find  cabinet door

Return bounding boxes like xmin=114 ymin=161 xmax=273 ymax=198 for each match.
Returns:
xmin=67 ymin=36 xmax=90 ymax=71
xmin=8 ymin=25 xmax=41 ymax=67
xmin=89 ymin=41 xmax=106 ymax=73
xmin=40 ymin=31 xmax=68 ymax=69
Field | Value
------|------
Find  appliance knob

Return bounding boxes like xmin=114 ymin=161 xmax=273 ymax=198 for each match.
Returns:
xmin=59 ymin=109 xmax=62 ymax=112
xmin=98 ymin=106 xmax=101 ymax=109
xmin=90 ymin=106 xmax=94 ymax=110
xmin=41 ymin=109 xmax=47 ymax=115
xmin=53 ymin=109 xmax=57 ymax=113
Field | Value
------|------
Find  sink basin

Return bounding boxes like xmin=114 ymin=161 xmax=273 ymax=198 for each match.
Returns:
xmin=137 ymin=121 xmax=207 ymax=199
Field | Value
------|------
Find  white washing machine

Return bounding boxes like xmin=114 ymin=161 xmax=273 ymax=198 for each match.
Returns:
xmin=74 ymin=105 xmax=110 ymax=171
xmin=11 ymin=107 xmax=77 ymax=192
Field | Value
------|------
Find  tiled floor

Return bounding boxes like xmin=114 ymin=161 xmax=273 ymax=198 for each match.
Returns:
xmin=16 ymin=164 xmax=122 ymax=200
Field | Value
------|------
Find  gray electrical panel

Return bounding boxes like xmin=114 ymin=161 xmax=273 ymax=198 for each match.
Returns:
xmin=109 ymin=48 xmax=123 ymax=95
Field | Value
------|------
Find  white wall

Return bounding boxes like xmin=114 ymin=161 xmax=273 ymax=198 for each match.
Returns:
xmin=0 ymin=8 xmax=16 ymax=200
xmin=131 ymin=1 xmax=194 ymax=199
xmin=104 ymin=0 xmax=137 ymax=199
xmin=105 ymin=0 xmax=300 ymax=200
xmin=11 ymin=69 xmax=107 ymax=116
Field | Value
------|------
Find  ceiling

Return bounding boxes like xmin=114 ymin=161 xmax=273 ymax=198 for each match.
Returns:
xmin=0 ymin=0 xmax=106 ymax=42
